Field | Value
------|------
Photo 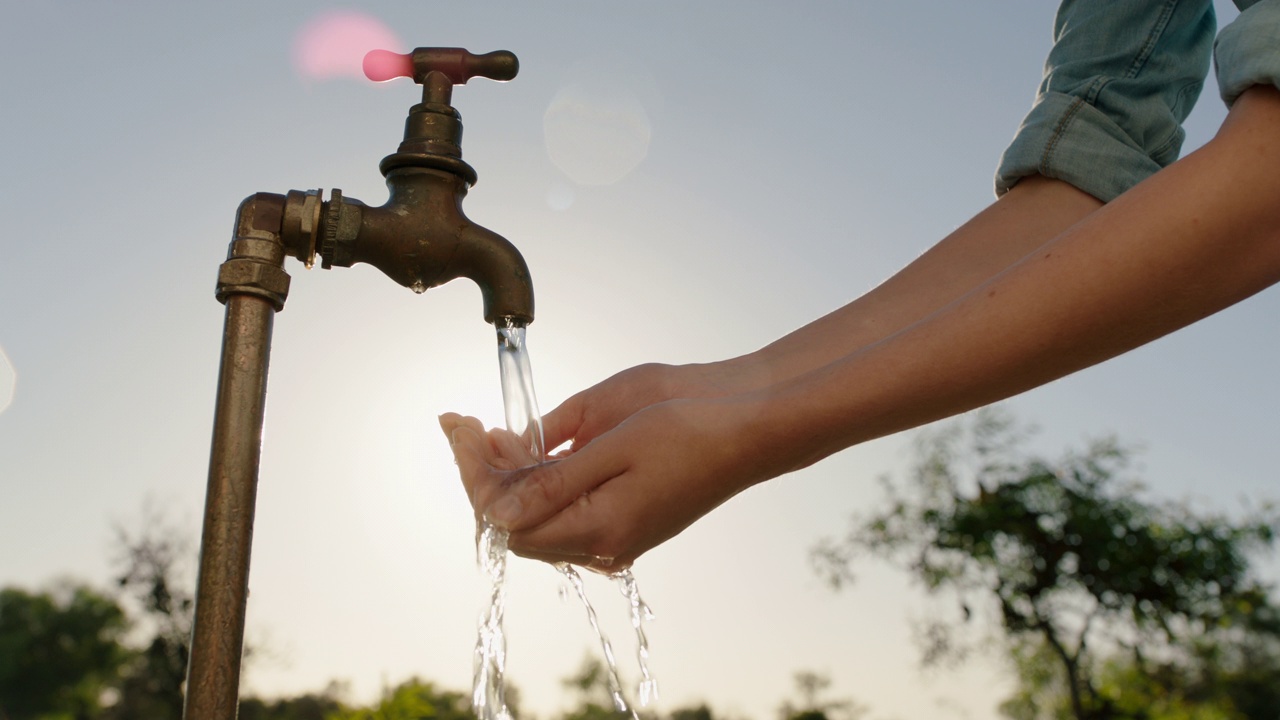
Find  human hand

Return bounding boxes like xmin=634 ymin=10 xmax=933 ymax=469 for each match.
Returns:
xmin=441 ymin=395 xmax=775 ymax=571
xmin=541 ymin=361 xmax=758 ymax=455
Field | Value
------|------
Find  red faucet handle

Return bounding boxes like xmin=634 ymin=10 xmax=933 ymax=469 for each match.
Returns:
xmin=363 ymin=48 xmax=518 ymax=85
xmin=363 ymin=49 xmax=415 ymax=82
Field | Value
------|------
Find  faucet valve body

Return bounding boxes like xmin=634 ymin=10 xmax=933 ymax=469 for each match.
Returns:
xmin=273 ymin=47 xmax=533 ymax=325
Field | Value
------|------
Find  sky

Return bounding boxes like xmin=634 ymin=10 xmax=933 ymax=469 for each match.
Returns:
xmin=2 ymin=2 xmax=1278 ymax=719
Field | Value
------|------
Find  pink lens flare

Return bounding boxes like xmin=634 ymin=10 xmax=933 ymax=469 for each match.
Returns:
xmin=292 ymin=9 xmax=404 ymax=81
xmin=363 ymin=49 xmax=414 ymax=82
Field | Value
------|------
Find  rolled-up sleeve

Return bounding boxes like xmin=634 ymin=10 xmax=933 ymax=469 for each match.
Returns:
xmin=1216 ymin=0 xmax=1280 ymax=106
xmin=996 ymin=0 xmax=1216 ymax=201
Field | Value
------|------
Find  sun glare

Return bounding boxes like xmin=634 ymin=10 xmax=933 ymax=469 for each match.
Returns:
xmin=292 ymin=9 xmax=404 ymax=81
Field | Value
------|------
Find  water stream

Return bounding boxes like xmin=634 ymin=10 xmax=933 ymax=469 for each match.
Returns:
xmin=472 ymin=319 xmax=657 ymax=720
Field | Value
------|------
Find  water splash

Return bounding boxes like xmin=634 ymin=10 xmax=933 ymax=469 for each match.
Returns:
xmin=556 ymin=563 xmax=637 ymax=718
xmin=473 ymin=522 xmax=511 ymax=720
xmin=474 ymin=318 xmax=544 ymax=720
xmin=476 ymin=318 xmax=656 ymax=719
xmin=616 ymin=569 xmax=659 ymax=705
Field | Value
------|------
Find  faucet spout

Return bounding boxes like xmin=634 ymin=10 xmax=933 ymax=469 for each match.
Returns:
xmin=334 ymin=168 xmax=534 ymax=324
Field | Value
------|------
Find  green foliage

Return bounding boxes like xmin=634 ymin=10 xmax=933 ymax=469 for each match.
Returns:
xmin=812 ymin=408 xmax=1280 ymax=719
xmin=668 ymin=705 xmax=716 ymax=720
xmin=325 ymin=678 xmax=475 ymax=720
xmin=776 ymin=671 xmax=863 ymax=720
xmin=99 ymin=514 xmax=198 ymax=720
xmin=237 ymin=687 xmax=345 ymax=720
xmin=0 ymin=583 xmax=128 ymax=720
xmin=559 ymin=656 xmax=631 ymax=720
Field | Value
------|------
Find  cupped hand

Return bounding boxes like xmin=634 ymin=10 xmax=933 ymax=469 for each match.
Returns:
xmin=541 ymin=361 xmax=758 ymax=456
xmin=441 ymin=395 xmax=774 ymax=571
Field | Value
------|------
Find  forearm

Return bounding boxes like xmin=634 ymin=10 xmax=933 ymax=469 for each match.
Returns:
xmin=759 ymin=86 xmax=1280 ymax=474
xmin=706 ymin=176 xmax=1104 ymax=394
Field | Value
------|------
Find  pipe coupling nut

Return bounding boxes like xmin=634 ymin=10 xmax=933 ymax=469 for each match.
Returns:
xmin=320 ymin=190 xmax=361 ymax=269
xmin=215 ymin=258 xmax=291 ymax=310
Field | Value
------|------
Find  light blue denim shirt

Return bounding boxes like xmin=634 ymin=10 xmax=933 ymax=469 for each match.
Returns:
xmin=996 ymin=0 xmax=1280 ymax=201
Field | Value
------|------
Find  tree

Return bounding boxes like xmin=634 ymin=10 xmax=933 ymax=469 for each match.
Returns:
xmin=777 ymin=671 xmax=864 ymax=720
xmin=559 ymin=655 xmax=632 ymax=720
xmin=236 ymin=682 xmax=346 ymax=720
xmin=668 ymin=705 xmax=717 ymax=720
xmin=811 ymin=408 xmax=1280 ymax=719
xmin=325 ymin=678 xmax=476 ymax=720
xmin=0 ymin=583 xmax=128 ymax=720
xmin=101 ymin=509 xmax=198 ymax=720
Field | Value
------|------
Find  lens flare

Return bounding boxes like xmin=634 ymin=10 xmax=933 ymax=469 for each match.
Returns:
xmin=292 ymin=9 xmax=404 ymax=81
xmin=0 ymin=345 xmax=15 ymax=414
xmin=544 ymin=56 xmax=661 ymax=186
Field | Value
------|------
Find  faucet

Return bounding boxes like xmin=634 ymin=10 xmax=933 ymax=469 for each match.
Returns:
xmin=186 ymin=48 xmax=531 ymax=720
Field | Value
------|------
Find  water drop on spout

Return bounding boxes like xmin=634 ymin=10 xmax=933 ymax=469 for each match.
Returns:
xmin=364 ymin=49 xmax=413 ymax=82
xmin=410 ymin=280 xmax=427 ymax=294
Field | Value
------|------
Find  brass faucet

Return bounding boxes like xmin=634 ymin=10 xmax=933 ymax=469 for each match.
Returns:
xmin=187 ymin=48 xmax=530 ymax=720
xmin=279 ymin=48 xmax=533 ymax=323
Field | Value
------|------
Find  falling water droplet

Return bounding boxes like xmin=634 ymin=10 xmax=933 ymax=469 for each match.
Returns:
xmin=474 ymin=318 xmax=657 ymax=719
xmin=615 ymin=569 xmax=658 ymax=706
xmin=556 ymin=563 xmax=639 ymax=719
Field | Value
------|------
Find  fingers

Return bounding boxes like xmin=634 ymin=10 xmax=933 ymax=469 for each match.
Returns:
xmin=504 ymin=469 xmax=644 ymax=571
xmin=477 ymin=438 xmax=629 ymax=534
xmin=446 ymin=423 xmax=492 ymax=508
xmin=442 ymin=411 xmax=638 ymax=565
xmin=540 ymin=393 xmax=584 ymax=454
xmin=490 ymin=426 xmax=537 ymax=466
xmin=505 ymin=545 xmax=630 ymax=576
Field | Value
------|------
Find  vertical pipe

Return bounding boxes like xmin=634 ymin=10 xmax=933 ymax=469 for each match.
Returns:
xmin=185 ymin=293 xmax=276 ymax=720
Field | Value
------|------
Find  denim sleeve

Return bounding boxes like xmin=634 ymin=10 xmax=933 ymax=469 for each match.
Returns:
xmin=1217 ymin=0 xmax=1280 ymax=106
xmin=995 ymin=0 xmax=1216 ymax=201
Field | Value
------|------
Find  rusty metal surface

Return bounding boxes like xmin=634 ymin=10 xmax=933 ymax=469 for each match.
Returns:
xmin=185 ymin=48 xmax=533 ymax=718
xmin=186 ymin=195 xmax=289 ymax=720
xmin=185 ymin=293 xmax=276 ymax=720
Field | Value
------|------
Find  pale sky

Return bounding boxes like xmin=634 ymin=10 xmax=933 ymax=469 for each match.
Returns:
xmin=2 ymin=3 xmax=1277 ymax=720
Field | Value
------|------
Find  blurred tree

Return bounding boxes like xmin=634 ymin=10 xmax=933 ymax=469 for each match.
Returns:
xmin=325 ymin=678 xmax=476 ymax=720
xmin=100 ymin=510 xmax=197 ymax=720
xmin=237 ymin=682 xmax=346 ymax=720
xmin=0 ymin=583 xmax=128 ymax=720
xmin=811 ymin=408 xmax=1280 ymax=720
xmin=776 ymin=671 xmax=863 ymax=720
xmin=559 ymin=655 xmax=632 ymax=720
xmin=667 ymin=704 xmax=717 ymax=720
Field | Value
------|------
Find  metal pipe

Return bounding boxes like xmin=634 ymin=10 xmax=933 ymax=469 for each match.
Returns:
xmin=184 ymin=49 xmax=527 ymax=715
xmin=186 ymin=195 xmax=290 ymax=720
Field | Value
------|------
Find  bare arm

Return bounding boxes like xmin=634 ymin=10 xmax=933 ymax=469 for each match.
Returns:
xmin=761 ymin=85 xmax=1280 ymax=472
xmin=453 ymin=85 xmax=1280 ymax=571
xmin=543 ymin=174 xmax=1103 ymax=451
